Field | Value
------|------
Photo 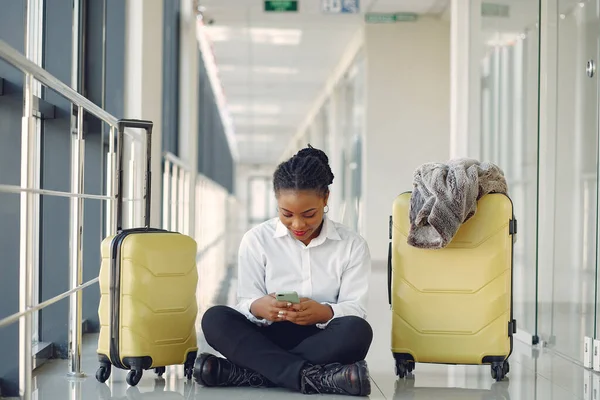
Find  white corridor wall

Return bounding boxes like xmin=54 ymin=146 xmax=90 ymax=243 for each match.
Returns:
xmin=363 ymin=18 xmax=451 ymax=262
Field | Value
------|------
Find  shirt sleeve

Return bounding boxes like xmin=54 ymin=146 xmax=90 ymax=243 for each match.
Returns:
xmin=316 ymin=238 xmax=371 ymax=329
xmin=234 ymin=231 xmax=273 ymax=326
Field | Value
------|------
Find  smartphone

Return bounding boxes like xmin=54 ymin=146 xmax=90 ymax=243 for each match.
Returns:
xmin=275 ymin=291 xmax=300 ymax=304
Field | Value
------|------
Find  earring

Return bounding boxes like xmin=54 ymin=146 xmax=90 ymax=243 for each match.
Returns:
xmin=324 ymin=205 xmax=329 ymax=213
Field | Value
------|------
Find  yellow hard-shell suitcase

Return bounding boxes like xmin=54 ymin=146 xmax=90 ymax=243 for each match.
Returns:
xmin=95 ymin=120 xmax=198 ymax=386
xmin=388 ymin=192 xmax=516 ymax=381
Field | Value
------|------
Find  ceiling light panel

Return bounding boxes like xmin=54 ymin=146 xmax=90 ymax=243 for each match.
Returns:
xmin=235 ymin=134 xmax=278 ymax=142
xmin=205 ymin=26 xmax=303 ymax=46
xmin=217 ymin=65 xmax=299 ymax=75
xmin=228 ymin=103 xmax=282 ymax=115
xmin=369 ymin=0 xmax=448 ymax=14
xmin=196 ymin=0 xmax=367 ymax=164
xmin=250 ymin=28 xmax=303 ymax=45
xmin=233 ymin=116 xmax=281 ymax=126
xmin=253 ymin=66 xmax=299 ymax=74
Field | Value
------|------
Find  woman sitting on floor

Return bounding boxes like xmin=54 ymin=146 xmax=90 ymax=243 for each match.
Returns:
xmin=194 ymin=145 xmax=373 ymax=397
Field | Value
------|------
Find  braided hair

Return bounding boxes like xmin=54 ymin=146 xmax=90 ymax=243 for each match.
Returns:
xmin=273 ymin=145 xmax=334 ymax=198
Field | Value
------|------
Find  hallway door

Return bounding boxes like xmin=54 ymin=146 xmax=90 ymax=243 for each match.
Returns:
xmin=247 ymin=176 xmax=274 ymax=228
xmin=537 ymin=0 xmax=600 ymax=363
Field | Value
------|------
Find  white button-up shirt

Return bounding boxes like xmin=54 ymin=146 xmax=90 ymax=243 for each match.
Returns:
xmin=234 ymin=215 xmax=371 ymax=329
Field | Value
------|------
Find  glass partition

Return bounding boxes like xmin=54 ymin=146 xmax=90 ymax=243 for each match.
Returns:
xmin=537 ymin=0 xmax=600 ymax=361
xmin=473 ymin=0 xmax=541 ymax=341
xmin=339 ymin=54 xmax=365 ymax=234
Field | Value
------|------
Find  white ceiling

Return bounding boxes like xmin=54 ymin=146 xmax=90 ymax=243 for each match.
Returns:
xmin=198 ymin=0 xmax=449 ymax=164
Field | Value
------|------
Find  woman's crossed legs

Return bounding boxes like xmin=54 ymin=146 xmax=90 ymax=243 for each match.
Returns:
xmin=196 ymin=305 xmax=373 ymax=396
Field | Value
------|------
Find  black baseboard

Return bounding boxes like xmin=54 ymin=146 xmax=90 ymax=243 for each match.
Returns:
xmin=0 ymin=341 xmax=54 ymax=396
xmin=83 ymin=318 xmax=100 ymax=334
xmin=48 ymin=319 xmax=98 ymax=360
xmin=33 ymin=342 xmax=54 ymax=370
xmin=0 ymin=377 xmax=18 ymax=398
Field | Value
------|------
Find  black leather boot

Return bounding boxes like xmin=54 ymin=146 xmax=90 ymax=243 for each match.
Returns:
xmin=193 ymin=353 xmax=275 ymax=388
xmin=300 ymin=360 xmax=371 ymax=396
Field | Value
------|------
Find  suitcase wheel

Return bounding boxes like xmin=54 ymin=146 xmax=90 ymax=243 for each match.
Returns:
xmin=184 ymin=351 xmax=197 ymax=380
xmin=184 ymin=361 xmax=194 ymax=380
xmin=185 ymin=366 xmax=193 ymax=381
xmin=491 ymin=360 xmax=509 ymax=382
xmin=395 ymin=360 xmax=415 ymax=379
xmin=95 ymin=363 xmax=112 ymax=383
xmin=126 ymin=369 xmax=143 ymax=386
xmin=154 ymin=367 xmax=166 ymax=377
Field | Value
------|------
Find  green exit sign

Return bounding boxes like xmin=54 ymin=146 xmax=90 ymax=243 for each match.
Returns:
xmin=264 ymin=0 xmax=299 ymax=12
xmin=365 ymin=12 xmax=418 ymax=24
xmin=481 ymin=2 xmax=510 ymax=17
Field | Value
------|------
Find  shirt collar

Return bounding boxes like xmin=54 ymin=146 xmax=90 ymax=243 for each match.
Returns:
xmin=273 ymin=215 xmax=342 ymax=242
xmin=273 ymin=218 xmax=289 ymax=238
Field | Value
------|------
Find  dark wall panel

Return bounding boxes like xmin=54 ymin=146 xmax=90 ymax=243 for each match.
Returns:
xmin=162 ymin=0 xmax=180 ymax=156
xmin=197 ymin=62 xmax=209 ymax=174
xmin=214 ymin=117 xmax=234 ymax=192
xmin=199 ymin=81 xmax=214 ymax=178
xmin=105 ymin=0 xmax=125 ymax=118
xmin=39 ymin=0 xmax=74 ymax=356
xmin=80 ymin=0 xmax=125 ymax=332
xmin=40 ymin=0 xmax=125 ymax=348
xmin=0 ymin=1 xmax=26 ymax=395
xmin=197 ymin=46 xmax=234 ymax=194
xmin=81 ymin=131 xmax=102 ymax=332
xmin=80 ymin=0 xmax=103 ymax=331
xmin=85 ymin=0 xmax=103 ymax=106
xmin=39 ymin=126 xmax=71 ymax=356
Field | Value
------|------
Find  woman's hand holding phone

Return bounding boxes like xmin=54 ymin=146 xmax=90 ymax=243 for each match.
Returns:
xmin=250 ymin=294 xmax=292 ymax=322
xmin=282 ymin=298 xmax=334 ymax=326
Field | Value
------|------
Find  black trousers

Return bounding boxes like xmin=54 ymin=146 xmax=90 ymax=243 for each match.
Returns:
xmin=201 ymin=305 xmax=373 ymax=392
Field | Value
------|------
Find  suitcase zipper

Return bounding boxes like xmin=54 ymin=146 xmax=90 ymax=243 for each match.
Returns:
xmin=109 ymin=230 xmax=129 ymax=370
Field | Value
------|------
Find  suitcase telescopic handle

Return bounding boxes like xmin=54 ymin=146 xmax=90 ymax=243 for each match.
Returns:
xmin=115 ymin=119 xmax=153 ymax=232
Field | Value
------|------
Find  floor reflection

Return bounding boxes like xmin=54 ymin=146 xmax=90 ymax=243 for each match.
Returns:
xmin=22 ymin=258 xmax=593 ymax=400
xmin=393 ymin=377 xmax=511 ymax=400
xmin=95 ymin=380 xmax=193 ymax=400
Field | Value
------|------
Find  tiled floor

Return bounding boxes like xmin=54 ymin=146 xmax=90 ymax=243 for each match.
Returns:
xmin=11 ymin=265 xmax=599 ymax=399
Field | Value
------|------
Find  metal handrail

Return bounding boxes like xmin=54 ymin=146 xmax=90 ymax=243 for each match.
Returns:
xmin=162 ymin=152 xmax=193 ymax=235
xmin=0 ymin=38 xmax=118 ymax=127
xmin=0 ymin=184 xmax=112 ymax=201
xmin=163 ymin=151 xmax=191 ymax=170
xmin=0 ymin=184 xmax=143 ymax=202
xmin=0 ymin=11 xmax=144 ymax=398
xmin=163 ymin=151 xmax=225 ymax=189
xmin=0 ymin=277 xmax=99 ymax=329
xmin=162 ymin=151 xmax=231 ymax=242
